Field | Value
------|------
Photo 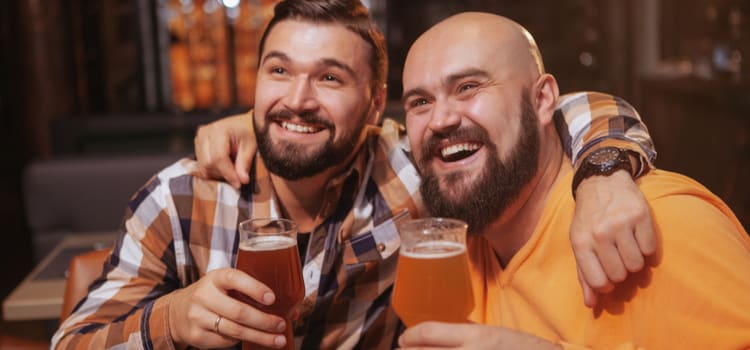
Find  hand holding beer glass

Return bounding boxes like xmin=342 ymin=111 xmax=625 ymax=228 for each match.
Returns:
xmin=392 ymin=218 xmax=474 ymax=327
xmin=233 ymin=218 xmax=305 ymax=350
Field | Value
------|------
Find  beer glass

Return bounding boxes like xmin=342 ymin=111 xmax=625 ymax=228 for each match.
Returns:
xmin=392 ymin=218 xmax=474 ymax=327
xmin=233 ymin=218 xmax=304 ymax=350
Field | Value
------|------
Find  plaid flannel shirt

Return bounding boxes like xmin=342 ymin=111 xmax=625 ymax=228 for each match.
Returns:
xmin=52 ymin=91 xmax=655 ymax=349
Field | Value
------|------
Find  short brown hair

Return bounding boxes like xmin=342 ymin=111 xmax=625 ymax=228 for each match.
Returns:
xmin=258 ymin=0 xmax=388 ymax=92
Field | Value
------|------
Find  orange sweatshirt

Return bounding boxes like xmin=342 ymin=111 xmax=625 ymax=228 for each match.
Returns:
xmin=467 ymin=169 xmax=750 ymax=350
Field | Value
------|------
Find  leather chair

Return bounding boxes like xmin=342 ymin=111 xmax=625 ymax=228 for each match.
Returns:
xmin=60 ymin=248 xmax=112 ymax=320
xmin=0 ymin=244 xmax=112 ymax=349
xmin=0 ymin=336 xmax=49 ymax=350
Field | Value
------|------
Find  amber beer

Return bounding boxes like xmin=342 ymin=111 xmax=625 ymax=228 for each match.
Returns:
xmin=392 ymin=218 xmax=473 ymax=327
xmin=233 ymin=219 xmax=304 ymax=350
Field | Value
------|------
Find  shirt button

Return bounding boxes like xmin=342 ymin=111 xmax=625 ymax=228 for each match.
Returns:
xmin=377 ymin=243 xmax=386 ymax=252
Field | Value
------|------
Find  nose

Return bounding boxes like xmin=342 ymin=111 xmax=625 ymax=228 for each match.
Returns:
xmin=283 ymin=77 xmax=319 ymax=113
xmin=427 ymin=100 xmax=461 ymax=135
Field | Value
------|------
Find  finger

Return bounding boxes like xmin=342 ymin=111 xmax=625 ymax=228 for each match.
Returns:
xmin=195 ymin=125 xmax=219 ymax=162
xmin=185 ymin=304 xmax=239 ymax=348
xmin=634 ymin=212 xmax=657 ymax=256
xmin=212 ymin=297 xmax=287 ymax=335
xmin=215 ymin=269 xmax=275 ymax=304
xmin=234 ymin=140 xmax=254 ymax=185
xmin=399 ymin=322 xmax=463 ymax=347
xmin=615 ymin=231 xmax=645 ymax=273
xmin=215 ymin=314 xmax=288 ymax=348
xmin=194 ymin=126 xmax=210 ymax=163
xmin=573 ymin=248 xmax=614 ymax=294
xmin=199 ymin=285 xmax=286 ymax=334
xmin=577 ymin=266 xmax=598 ymax=308
xmin=594 ymin=243 xmax=628 ymax=284
xmin=215 ymin=156 xmax=242 ymax=189
xmin=195 ymin=126 xmax=242 ymax=187
xmin=207 ymin=270 xmax=285 ymax=332
xmin=211 ymin=139 xmax=241 ymax=186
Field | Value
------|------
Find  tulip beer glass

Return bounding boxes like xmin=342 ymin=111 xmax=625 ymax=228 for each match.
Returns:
xmin=392 ymin=218 xmax=474 ymax=327
xmin=234 ymin=218 xmax=304 ymax=350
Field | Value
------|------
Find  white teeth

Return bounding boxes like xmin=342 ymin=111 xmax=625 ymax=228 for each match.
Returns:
xmin=441 ymin=143 xmax=480 ymax=158
xmin=281 ymin=121 xmax=315 ymax=133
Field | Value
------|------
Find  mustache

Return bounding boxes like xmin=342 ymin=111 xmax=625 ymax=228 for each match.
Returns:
xmin=266 ymin=109 xmax=334 ymax=129
xmin=422 ymin=126 xmax=491 ymax=159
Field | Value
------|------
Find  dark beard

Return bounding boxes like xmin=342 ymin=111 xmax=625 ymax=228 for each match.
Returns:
xmin=255 ymin=109 xmax=367 ymax=180
xmin=419 ymin=92 xmax=540 ymax=234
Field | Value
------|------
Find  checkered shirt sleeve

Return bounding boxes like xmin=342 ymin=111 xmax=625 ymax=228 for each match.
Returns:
xmin=556 ymin=91 xmax=656 ymax=176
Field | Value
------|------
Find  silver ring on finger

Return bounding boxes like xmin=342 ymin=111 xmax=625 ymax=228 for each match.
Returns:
xmin=214 ymin=315 xmax=223 ymax=335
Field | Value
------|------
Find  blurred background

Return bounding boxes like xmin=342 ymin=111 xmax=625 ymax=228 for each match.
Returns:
xmin=0 ymin=0 xmax=749 ymax=343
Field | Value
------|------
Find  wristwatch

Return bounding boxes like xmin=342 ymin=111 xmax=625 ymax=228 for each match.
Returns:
xmin=572 ymin=147 xmax=634 ymax=198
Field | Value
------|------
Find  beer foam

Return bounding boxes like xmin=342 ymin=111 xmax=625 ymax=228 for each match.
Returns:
xmin=240 ymin=236 xmax=297 ymax=251
xmin=401 ymin=241 xmax=465 ymax=259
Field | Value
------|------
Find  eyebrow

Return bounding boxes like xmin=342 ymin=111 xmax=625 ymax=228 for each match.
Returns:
xmin=261 ymin=51 xmax=290 ymax=65
xmin=444 ymin=68 xmax=491 ymax=86
xmin=320 ymin=58 xmax=357 ymax=78
xmin=402 ymin=68 xmax=492 ymax=103
xmin=261 ymin=51 xmax=357 ymax=78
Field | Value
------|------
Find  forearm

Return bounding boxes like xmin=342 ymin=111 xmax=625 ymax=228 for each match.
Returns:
xmin=52 ymin=234 xmax=180 ymax=349
xmin=52 ymin=293 xmax=176 ymax=349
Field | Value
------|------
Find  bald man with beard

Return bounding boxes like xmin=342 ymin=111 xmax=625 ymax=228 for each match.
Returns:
xmin=398 ymin=12 xmax=750 ymax=350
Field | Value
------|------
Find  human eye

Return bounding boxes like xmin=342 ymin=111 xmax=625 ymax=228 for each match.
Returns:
xmin=404 ymin=97 xmax=430 ymax=114
xmin=457 ymin=82 xmax=478 ymax=93
xmin=322 ymin=74 xmax=342 ymax=83
xmin=410 ymin=98 xmax=429 ymax=108
xmin=271 ymin=66 xmax=286 ymax=75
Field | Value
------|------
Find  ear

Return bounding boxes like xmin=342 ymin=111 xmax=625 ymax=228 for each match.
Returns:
xmin=532 ymin=74 xmax=559 ymax=126
xmin=367 ymin=83 xmax=387 ymax=125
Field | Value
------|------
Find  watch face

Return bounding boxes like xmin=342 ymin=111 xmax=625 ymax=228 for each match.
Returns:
xmin=588 ymin=148 xmax=621 ymax=166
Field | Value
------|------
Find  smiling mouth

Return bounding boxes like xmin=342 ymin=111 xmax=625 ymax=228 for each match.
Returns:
xmin=437 ymin=141 xmax=482 ymax=162
xmin=279 ymin=120 xmax=325 ymax=134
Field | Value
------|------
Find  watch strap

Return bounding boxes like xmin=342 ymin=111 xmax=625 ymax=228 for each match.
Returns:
xmin=571 ymin=147 xmax=634 ymax=199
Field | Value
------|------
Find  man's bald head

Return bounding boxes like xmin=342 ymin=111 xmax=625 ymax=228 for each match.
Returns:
xmin=405 ymin=12 xmax=544 ymax=87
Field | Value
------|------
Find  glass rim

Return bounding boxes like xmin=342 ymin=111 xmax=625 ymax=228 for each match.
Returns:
xmin=398 ymin=217 xmax=468 ymax=230
xmin=238 ymin=218 xmax=298 ymax=235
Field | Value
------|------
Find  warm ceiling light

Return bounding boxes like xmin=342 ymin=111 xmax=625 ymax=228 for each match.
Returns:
xmin=222 ymin=0 xmax=241 ymax=8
